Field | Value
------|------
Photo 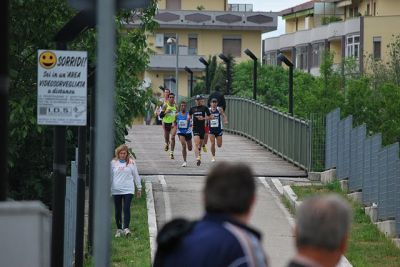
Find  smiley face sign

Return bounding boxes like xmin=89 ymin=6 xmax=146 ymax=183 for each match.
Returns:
xmin=39 ymin=51 xmax=57 ymax=69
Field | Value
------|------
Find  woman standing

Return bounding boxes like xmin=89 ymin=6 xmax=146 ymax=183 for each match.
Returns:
xmin=111 ymin=144 xmax=142 ymax=237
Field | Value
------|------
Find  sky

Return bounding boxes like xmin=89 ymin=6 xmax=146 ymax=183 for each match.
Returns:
xmin=228 ymin=0 xmax=310 ymax=38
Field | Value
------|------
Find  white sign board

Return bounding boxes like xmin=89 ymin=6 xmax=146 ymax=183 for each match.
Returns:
xmin=37 ymin=50 xmax=87 ymax=126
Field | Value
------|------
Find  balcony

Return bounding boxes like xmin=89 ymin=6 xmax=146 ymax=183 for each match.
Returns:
xmin=264 ymin=17 xmax=360 ymax=51
xmin=128 ymin=10 xmax=277 ymax=33
xmin=148 ymin=53 xmax=205 ymax=72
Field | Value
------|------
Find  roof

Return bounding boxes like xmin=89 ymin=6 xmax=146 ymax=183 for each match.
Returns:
xmin=280 ymin=1 xmax=316 ymax=17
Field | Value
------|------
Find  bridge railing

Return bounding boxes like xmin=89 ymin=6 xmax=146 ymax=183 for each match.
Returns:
xmin=189 ymin=96 xmax=312 ymax=171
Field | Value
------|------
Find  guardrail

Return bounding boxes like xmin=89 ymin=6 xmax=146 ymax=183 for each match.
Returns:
xmin=189 ymin=96 xmax=312 ymax=170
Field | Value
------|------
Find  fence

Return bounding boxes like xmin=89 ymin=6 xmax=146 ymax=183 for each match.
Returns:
xmin=64 ymin=152 xmax=78 ymax=267
xmin=325 ymin=108 xmax=400 ymax=236
xmin=189 ymin=96 xmax=312 ymax=170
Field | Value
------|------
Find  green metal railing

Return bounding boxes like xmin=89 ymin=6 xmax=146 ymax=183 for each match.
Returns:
xmin=189 ymin=96 xmax=312 ymax=171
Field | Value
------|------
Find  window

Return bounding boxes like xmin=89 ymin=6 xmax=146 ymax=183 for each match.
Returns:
xmin=188 ymin=35 xmax=198 ymax=55
xmin=296 ymin=46 xmax=308 ymax=71
xmin=265 ymin=52 xmax=277 ymax=65
xmin=166 ymin=0 xmax=181 ymax=10
xmin=373 ymin=37 xmax=381 ymax=60
xmin=311 ymin=43 xmax=325 ymax=68
xmin=223 ymin=38 xmax=241 ymax=57
xmin=367 ymin=4 xmax=370 ymax=15
xmin=346 ymin=35 xmax=360 ymax=59
xmin=373 ymin=2 xmax=376 ymax=16
xmin=164 ymin=34 xmax=176 ymax=55
xmin=164 ymin=76 xmax=176 ymax=92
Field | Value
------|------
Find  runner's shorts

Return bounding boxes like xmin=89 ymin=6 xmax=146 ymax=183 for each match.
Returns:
xmin=177 ymin=133 xmax=192 ymax=141
xmin=209 ymin=129 xmax=223 ymax=137
xmin=193 ymin=127 xmax=205 ymax=139
xmin=163 ymin=122 xmax=173 ymax=131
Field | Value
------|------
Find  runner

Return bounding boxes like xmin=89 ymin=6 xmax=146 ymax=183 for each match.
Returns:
xmin=176 ymin=101 xmax=192 ymax=167
xmin=155 ymin=88 xmax=170 ymax=126
xmin=189 ymin=95 xmax=212 ymax=166
xmin=200 ymin=98 xmax=209 ymax=153
xmin=161 ymin=92 xmax=177 ymax=159
xmin=208 ymin=98 xmax=228 ymax=162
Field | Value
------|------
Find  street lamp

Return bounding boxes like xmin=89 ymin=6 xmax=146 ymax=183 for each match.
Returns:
xmin=244 ymin=48 xmax=258 ymax=100
xmin=198 ymin=57 xmax=209 ymax=94
xmin=218 ymin=53 xmax=231 ymax=95
xmin=184 ymin=66 xmax=193 ymax=98
xmin=167 ymin=35 xmax=179 ymax=103
xmin=277 ymin=53 xmax=294 ymax=116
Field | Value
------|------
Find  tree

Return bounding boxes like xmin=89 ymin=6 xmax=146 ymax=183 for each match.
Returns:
xmin=8 ymin=0 xmax=157 ymax=205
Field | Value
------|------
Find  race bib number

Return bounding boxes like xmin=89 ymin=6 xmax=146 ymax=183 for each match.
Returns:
xmin=210 ymin=119 xmax=219 ymax=128
xmin=178 ymin=119 xmax=188 ymax=128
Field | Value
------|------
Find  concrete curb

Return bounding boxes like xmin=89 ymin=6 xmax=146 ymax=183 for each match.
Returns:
xmin=145 ymin=181 xmax=157 ymax=263
xmin=271 ymin=179 xmax=353 ymax=267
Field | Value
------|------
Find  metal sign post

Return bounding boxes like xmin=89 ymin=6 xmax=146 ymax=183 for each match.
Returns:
xmin=93 ymin=0 xmax=116 ymax=265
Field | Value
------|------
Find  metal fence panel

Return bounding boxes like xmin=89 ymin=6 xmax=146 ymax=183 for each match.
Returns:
xmin=363 ymin=134 xmax=382 ymax=206
xmin=378 ymin=147 xmax=389 ymax=220
xmin=325 ymin=108 xmax=340 ymax=169
xmin=349 ymin=124 xmax=366 ymax=192
xmin=64 ymin=161 xmax=78 ymax=267
xmin=378 ymin=143 xmax=399 ymax=221
xmin=337 ymin=116 xmax=352 ymax=179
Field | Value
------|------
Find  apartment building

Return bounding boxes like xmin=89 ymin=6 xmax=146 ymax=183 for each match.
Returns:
xmin=128 ymin=0 xmax=277 ymax=98
xmin=263 ymin=0 xmax=400 ymax=75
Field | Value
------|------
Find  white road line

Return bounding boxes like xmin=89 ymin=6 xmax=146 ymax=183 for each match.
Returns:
xmin=257 ymin=176 xmax=295 ymax=227
xmin=145 ymin=181 xmax=157 ymax=262
xmin=158 ymin=175 xmax=172 ymax=221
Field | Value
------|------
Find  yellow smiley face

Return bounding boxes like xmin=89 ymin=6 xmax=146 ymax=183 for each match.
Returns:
xmin=39 ymin=51 xmax=57 ymax=69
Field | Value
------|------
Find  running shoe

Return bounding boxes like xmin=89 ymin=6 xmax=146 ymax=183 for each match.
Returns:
xmin=202 ymin=145 xmax=208 ymax=153
xmin=181 ymin=161 xmax=187 ymax=167
xmin=164 ymin=143 xmax=169 ymax=151
xmin=211 ymin=157 xmax=216 ymax=162
xmin=170 ymin=152 xmax=174 ymax=159
xmin=115 ymin=229 xmax=123 ymax=238
xmin=123 ymin=228 xmax=131 ymax=237
xmin=196 ymin=156 xmax=201 ymax=166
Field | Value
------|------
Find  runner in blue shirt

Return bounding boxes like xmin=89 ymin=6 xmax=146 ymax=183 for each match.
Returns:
xmin=176 ymin=101 xmax=193 ymax=167
xmin=209 ymin=98 xmax=228 ymax=162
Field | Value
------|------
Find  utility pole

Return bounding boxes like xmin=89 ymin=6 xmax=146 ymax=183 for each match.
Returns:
xmin=0 ymin=0 xmax=9 ymax=201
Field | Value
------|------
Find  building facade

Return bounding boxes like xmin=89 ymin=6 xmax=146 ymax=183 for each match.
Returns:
xmin=263 ymin=0 xmax=400 ymax=76
xmin=129 ymin=0 xmax=277 ymax=98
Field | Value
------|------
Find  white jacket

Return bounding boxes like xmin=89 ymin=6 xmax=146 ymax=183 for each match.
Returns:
xmin=110 ymin=159 xmax=142 ymax=195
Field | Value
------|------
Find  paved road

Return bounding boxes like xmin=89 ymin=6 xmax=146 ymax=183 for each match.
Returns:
xmin=128 ymin=125 xmax=306 ymax=267
xmin=129 ymin=125 xmax=306 ymax=177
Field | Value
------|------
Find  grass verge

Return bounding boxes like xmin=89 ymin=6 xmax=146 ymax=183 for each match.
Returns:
xmin=84 ymin=184 xmax=151 ymax=267
xmin=289 ymin=181 xmax=400 ymax=267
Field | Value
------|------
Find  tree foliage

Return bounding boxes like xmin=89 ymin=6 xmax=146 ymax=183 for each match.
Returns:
xmin=8 ymin=0 xmax=157 ymax=205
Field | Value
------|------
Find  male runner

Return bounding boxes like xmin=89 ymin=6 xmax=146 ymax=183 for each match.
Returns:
xmin=200 ymin=98 xmax=209 ymax=153
xmin=189 ymin=95 xmax=212 ymax=166
xmin=176 ymin=101 xmax=192 ymax=167
xmin=209 ymin=98 xmax=228 ymax=162
xmin=155 ymin=88 xmax=170 ymax=125
xmin=161 ymin=92 xmax=177 ymax=159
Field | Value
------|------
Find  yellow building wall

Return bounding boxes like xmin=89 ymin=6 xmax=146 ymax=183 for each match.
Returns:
xmin=285 ymin=19 xmax=297 ymax=33
xmin=158 ymin=0 xmax=225 ymax=11
xmin=329 ymin=40 xmax=342 ymax=65
xmin=375 ymin=0 xmax=400 ymax=16
xmin=297 ymin=17 xmax=306 ymax=31
xmin=363 ymin=16 xmax=400 ymax=65
xmin=148 ymin=29 xmax=261 ymax=62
